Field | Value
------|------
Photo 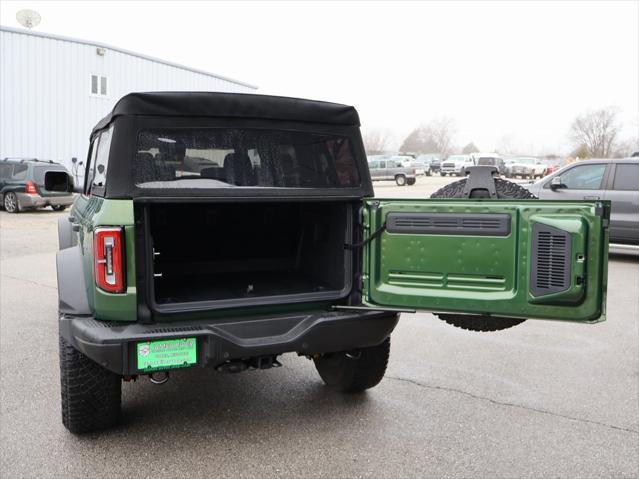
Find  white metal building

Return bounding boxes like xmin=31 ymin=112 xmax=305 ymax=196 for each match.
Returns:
xmin=0 ymin=26 xmax=257 ymax=168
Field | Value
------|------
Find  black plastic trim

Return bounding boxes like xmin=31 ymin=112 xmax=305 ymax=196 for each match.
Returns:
xmin=59 ymin=310 xmax=399 ymax=375
xmin=530 ymin=223 xmax=571 ymax=297
xmin=57 ymin=215 xmax=77 ymax=250
xmin=386 ymin=212 xmax=511 ymax=236
xmin=56 ymin=247 xmax=91 ymax=316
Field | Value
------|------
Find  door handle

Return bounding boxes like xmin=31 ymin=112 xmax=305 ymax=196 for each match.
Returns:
xmin=72 ymin=224 xmax=80 ymax=232
xmin=584 ymin=195 xmax=600 ymax=200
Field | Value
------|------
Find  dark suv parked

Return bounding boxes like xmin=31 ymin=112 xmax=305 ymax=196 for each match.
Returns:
xmin=0 ymin=158 xmax=74 ymax=213
xmin=48 ymin=92 xmax=609 ymax=434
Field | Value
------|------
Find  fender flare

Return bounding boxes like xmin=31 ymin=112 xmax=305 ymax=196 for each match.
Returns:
xmin=57 ymin=247 xmax=91 ymax=316
xmin=58 ymin=215 xmax=77 ymax=250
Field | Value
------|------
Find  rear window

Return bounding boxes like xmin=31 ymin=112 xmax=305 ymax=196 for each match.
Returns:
xmin=477 ymin=158 xmax=496 ymax=165
xmin=12 ymin=164 xmax=28 ymax=179
xmin=34 ymin=165 xmax=66 ymax=184
xmin=134 ymin=128 xmax=361 ymax=189
xmin=612 ymin=164 xmax=639 ymax=191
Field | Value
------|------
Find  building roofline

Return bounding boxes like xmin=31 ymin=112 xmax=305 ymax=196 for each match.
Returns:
xmin=0 ymin=25 xmax=258 ymax=90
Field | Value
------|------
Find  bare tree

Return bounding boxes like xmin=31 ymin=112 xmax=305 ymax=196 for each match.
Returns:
xmin=429 ymin=117 xmax=456 ymax=155
xmin=569 ymin=107 xmax=621 ymax=158
xmin=462 ymin=142 xmax=480 ymax=154
xmin=362 ymin=128 xmax=393 ymax=155
xmin=496 ymin=134 xmax=519 ymax=155
xmin=400 ymin=117 xmax=456 ymax=155
xmin=612 ymin=137 xmax=639 ymax=158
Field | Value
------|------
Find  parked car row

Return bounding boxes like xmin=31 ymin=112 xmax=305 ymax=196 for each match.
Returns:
xmin=0 ymin=158 xmax=74 ymax=213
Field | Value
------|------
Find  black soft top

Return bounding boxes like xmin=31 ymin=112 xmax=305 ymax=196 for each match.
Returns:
xmin=92 ymin=92 xmax=360 ymax=135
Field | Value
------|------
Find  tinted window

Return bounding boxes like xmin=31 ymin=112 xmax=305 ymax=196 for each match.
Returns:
xmin=0 ymin=164 xmax=12 ymax=178
xmin=477 ymin=158 xmax=495 ymax=165
xmin=84 ymin=140 xmax=98 ymax=194
xmin=12 ymin=164 xmax=28 ymax=179
xmin=612 ymin=164 xmax=639 ymax=191
xmin=560 ymin=164 xmax=606 ymax=190
xmin=135 ymin=129 xmax=361 ymax=189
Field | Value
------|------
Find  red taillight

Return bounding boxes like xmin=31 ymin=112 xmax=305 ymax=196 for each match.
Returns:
xmin=94 ymin=227 xmax=125 ymax=293
xmin=25 ymin=180 xmax=37 ymax=194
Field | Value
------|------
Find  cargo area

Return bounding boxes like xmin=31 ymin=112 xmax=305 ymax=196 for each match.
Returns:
xmin=145 ymin=202 xmax=352 ymax=308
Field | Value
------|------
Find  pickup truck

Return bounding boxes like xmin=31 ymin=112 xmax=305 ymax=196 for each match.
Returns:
xmin=440 ymin=155 xmax=476 ymax=176
xmin=368 ymin=158 xmax=417 ymax=185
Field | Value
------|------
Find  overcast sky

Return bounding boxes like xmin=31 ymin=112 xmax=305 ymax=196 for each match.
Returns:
xmin=1 ymin=0 xmax=637 ymax=154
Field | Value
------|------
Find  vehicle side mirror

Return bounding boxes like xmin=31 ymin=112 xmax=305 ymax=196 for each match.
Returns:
xmin=45 ymin=171 xmax=74 ymax=193
xmin=550 ymin=176 xmax=566 ymax=190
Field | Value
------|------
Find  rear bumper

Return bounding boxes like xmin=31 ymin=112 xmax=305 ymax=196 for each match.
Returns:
xmin=60 ymin=309 xmax=399 ymax=375
xmin=17 ymin=193 xmax=74 ymax=209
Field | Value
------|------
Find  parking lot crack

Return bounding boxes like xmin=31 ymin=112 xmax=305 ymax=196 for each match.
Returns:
xmin=0 ymin=273 xmax=57 ymax=290
xmin=386 ymin=375 xmax=639 ymax=435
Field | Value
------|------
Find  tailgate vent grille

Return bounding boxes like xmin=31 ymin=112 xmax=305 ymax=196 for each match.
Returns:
xmin=387 ymin=213 xmax=510 ymax=236
xmin=530 ymin=224 xmax=571 ymax=296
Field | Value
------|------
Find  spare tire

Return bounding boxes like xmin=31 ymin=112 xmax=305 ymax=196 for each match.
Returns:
xmin=430 ymin=177 xmax=536 ymax=332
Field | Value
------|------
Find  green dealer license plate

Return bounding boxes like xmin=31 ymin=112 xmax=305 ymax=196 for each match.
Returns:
xmin=136 ymin=337 xmax=197 ymax=372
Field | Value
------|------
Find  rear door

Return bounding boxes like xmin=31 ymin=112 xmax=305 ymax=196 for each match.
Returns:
xmin=361 ymin=198 xmax=609 ymax=322
xmin=368 ymin=160 xmax=383 ymax=181
xmin=0 ymin=164 xmax=13 ymax=193
xmin=604 ymin=162 xmax=639 ymax=244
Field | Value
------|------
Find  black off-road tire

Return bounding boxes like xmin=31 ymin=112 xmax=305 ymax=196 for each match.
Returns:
xmin=395 ymin=175 xmax=407 ymax=186
xmin=59 ymin=335 xmax=121 ymax=433
xmin=431 ymin=177 xmax=537 ymax=200
xmin=51 ymin=205 xmax=67 ymax=211
xmin=314 ymin=337 xmax=390 ymax=393
xmin=431 ymin=177 xmax=536 ymax=332
xmin=440 ymin=172 xmax=446 ymax=177
xmin=407 ymin=177 xmax=416 ymax=186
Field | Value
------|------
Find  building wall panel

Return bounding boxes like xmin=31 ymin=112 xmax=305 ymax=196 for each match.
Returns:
xmin=0 ymin=27 xmax=256 ymax=168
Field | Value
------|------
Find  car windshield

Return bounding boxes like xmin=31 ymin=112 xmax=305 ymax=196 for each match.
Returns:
xmin=447 ymin=156 xmax=467 ymax=162
xmin=516 ymin=158 xmax=536 ymax=164
xmin=135 ymin=128 xmax=361 ymax=189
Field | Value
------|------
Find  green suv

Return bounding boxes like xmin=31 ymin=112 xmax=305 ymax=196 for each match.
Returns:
xmin=48 ymin=92 xmax=610 ymax=433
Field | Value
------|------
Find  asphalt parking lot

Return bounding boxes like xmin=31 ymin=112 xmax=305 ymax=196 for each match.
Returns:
xmin=1 ymin=175 xmax=638 ymax=478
